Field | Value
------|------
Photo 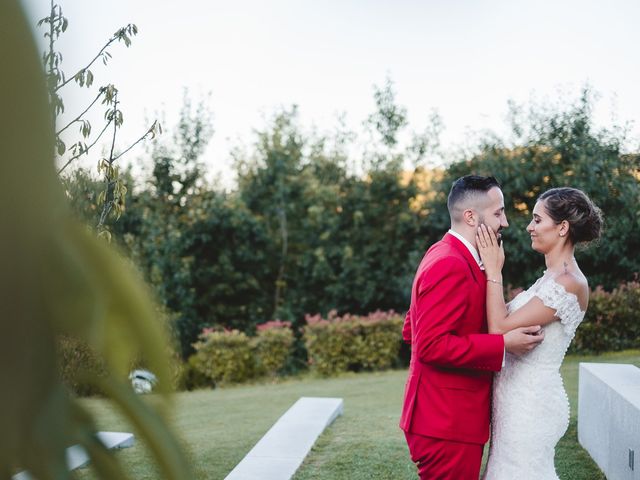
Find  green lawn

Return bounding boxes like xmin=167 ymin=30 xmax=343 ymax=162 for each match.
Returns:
xmin=73 ymin=350 xmax=640 ymax=479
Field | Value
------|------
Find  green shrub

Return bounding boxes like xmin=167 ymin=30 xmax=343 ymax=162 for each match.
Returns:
xmin=179 ymin=355 xmax=215 ymax=390
xmin=356 ymin=312 xmax=405 ymax=369
xmin=58 ymin=334 xmax=187 ymax=395
xmin=571 ymin=280 xmax=640 ymax=354
xmin=190 ymin=329 xmax=255 ymax=385
xmin=252 ymin=321 xmax=295 ymax=377
xmin=302 ymin=315 xmax=356 ymax=376
xmin=56 ymin=335 xmax=107 ymax=396
xmin=303 ymin=310 xmax=403 ymax=376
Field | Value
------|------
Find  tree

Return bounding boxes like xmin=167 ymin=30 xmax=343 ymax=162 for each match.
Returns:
xmin=179 ymin=193 xmax=273 ymax=344
xmin=364 ymin=76 xmax=443 ymax=170
xmin=367 ymin=76 xmax=408 ymax=146
xmin=121 ymin=94 xmax=215 ymax=355
xmin=235 ymin=106 xmax=430 ymax=322
xmin=236 ymin=107 xmax=307 ymax=319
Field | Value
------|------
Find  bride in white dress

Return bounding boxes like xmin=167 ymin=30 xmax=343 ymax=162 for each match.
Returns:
xmin=476 ymin=187 xmax=603 ymax=480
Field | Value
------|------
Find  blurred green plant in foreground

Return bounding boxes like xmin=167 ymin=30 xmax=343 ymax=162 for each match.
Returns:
xmin=0 ymin=1 xmax=192 ymax=478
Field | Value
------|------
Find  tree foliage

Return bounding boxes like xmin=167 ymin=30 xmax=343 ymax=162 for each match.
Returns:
xmin=64 ymin=83 xmax=638 ymax=360
xmin=235 ymin=107 xmax=431 ymax=323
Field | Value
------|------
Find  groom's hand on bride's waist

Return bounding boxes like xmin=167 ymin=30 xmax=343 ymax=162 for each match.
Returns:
xmin=503 ymin=326 xmax=545 ymax=356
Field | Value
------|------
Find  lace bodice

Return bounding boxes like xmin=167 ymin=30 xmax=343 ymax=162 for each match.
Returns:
xmin=506 ymin=272 xmax=585 ymax=368
xmin=483 ymin=273 xmax=586 ymax=480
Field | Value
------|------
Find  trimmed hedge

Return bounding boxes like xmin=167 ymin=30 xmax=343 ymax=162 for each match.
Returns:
xmin=190 ymin=329 xmax=255 ymax=385
xmin=103 ymin=278 xmax=639 ymax=391
xmin=571 ymin=280 xmax=640 ymax=354
xmin=252 ymin=321 xmax=295 ymax=377
xmin=302 ymin=310 xmax=403 ymax=376
xmin=189 ymin=321 xmax=295 ymax=386
xmin=179 ymin=355 xmax=215 ymax=390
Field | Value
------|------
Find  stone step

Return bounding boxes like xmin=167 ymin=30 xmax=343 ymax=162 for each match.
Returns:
xmin=13 ymin=431 xmax=134 ymax=480
xmin=225 ymin=396 xmax=344 ymax=480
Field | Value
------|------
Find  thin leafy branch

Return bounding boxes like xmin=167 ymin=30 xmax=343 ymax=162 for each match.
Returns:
xmin=112 ymin=120 xmax=162 ymax=163
xmin=54 ymin=23 xmax=138 ymax=93
xmin=39 ymin=2 xmax=160 ymax=239
xmin=56 ymin=88 xmax=104 ymax=136
xmin=57 ymin=118 xmax=112 ymax=175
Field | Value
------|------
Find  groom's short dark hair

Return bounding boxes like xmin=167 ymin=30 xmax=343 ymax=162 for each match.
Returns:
xmin=447 ymin=175 xmax=501 ymax=221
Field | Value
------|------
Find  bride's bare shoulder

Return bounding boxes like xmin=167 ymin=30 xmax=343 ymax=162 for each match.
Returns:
xmin=554 ymin=271 xmax=587 ymax=291
xmin=554 ymin=272 xmax=589 ymax=308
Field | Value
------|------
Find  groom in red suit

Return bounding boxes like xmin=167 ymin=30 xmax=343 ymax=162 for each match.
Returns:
xmin=400 ymin=175 xmax=544 ymax=479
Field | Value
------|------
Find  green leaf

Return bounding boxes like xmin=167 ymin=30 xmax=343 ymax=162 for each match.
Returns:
xmin=56 ymin=138 xmax=66 ymax=155
xmin=0 ymin=2 xmax=192 ymax=478
xmin=96 ymin=376 xmax=193 ymax=479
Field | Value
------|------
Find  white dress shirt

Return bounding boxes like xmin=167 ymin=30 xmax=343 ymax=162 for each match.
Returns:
xmin=447 ymin=229 xmax=484 ymax=270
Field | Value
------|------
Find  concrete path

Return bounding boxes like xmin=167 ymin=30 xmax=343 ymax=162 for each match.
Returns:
xmin=225 ymin=396 xmax=344 ymax=480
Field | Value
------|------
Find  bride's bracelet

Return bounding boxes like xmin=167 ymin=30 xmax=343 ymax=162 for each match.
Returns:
xmin=487 ymin=278 xmax=503 ymax=286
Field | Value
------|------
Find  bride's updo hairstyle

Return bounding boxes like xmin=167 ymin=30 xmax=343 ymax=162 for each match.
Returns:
xmin=538 ymin=187 xmax=603 ymax=244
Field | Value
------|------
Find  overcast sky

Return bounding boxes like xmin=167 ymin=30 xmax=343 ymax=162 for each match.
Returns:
xmin=21 ymin=0 xmax=640 ymax=184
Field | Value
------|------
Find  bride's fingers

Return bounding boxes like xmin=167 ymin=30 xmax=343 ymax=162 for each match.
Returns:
xmin=480 ymin=224 xmax=494 ymax=247
xmin=476 ymin=229 xmax=486 ymax=248
xmin=487 ymin=226 xmax=498 ymax=243
xmin=477 ymin=226 xmax=485 ymax=246
xmin=482 ymin=224 xmax=502 ymax=248
xmin=477 ymin=228 xmax=491 ymax=249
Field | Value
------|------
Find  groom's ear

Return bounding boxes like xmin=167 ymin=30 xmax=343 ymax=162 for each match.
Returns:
xmin=463 ymin=209 xmax=476 ymax=226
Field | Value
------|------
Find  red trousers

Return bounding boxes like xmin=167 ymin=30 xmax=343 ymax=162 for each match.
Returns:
xmin=404 ymin=431 xmax=483 ymax=479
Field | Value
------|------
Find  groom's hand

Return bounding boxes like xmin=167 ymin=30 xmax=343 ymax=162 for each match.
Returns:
xmin=503 ymin=326 xmax=545 ymax=356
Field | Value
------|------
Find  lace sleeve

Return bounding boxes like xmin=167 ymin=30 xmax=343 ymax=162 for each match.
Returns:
xmin=533 ymin=279 xmax=584 ymax=335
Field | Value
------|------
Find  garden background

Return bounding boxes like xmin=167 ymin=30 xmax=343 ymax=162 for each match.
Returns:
xmin=4 ymin=0 xmax=639 ymax=478
xmin=61 ymin=86 xmax=639 ymax=389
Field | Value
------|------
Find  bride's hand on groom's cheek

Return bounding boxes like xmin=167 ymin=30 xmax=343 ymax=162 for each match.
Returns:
xmin=477 ymin=224 xmax=505 ymax=275
xmin=477 ymin=224 xmax=502 ymax=250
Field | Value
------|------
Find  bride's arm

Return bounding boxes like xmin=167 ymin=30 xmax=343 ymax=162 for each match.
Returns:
xmin=484 ymin=278 xmax=558 ymax=335
xmin=477 ymin=225 xmax=563 ymax=334
xmin=475 ymin=225 xmax=510 ymax=334
xmin=485 ymin=278 xmax=510 ymax=334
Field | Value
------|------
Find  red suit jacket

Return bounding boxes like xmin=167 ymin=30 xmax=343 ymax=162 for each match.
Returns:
xmin=400 ymin=233 xmax=504 ymax=445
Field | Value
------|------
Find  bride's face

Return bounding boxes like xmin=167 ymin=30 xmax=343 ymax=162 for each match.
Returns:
xmin=527 ymin=200 xmax=563 ymax=253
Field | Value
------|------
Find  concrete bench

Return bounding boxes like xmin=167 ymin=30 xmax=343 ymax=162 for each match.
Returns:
xmin=225 ymin=396 xmax=344 ymax=480
xmin=13 ymin=432 xmax=134 ymax=480
xmin=578 ymin=363 xmax=640 ymax=480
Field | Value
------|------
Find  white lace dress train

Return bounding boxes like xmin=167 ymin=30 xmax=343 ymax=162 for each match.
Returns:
xmin=483 ymin=273 xmax=586 ymax=480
